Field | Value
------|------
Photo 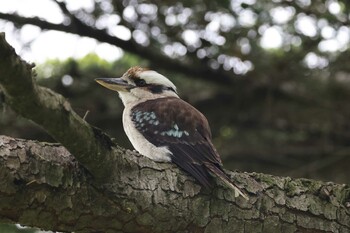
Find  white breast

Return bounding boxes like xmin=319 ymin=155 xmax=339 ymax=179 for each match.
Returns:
xmin=122 ymin=106 xmax=172 ymax=162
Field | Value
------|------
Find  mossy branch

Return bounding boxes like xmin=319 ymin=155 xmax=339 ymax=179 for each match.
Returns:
xmin=0 ymin=32 xmax=116 ymax=183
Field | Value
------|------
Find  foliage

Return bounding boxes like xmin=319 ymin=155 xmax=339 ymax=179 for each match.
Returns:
xmin=0 ymin=224 xmax=40 ymax=233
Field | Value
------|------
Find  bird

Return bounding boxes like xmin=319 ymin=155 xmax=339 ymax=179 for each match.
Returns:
xmin=95 ymin=66 xmax=248 ymax=200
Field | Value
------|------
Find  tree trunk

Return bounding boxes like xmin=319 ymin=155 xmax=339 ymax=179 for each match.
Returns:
xmin=0 ymin=33 xmax=349 ymax=233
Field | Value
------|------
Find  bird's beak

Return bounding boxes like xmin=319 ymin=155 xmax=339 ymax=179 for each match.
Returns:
xmin=95 ymin=78 xmax=134 ymax=92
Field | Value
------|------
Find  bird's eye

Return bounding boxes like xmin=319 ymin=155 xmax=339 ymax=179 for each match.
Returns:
xmin=134 ymin=79 xmax=147 ymax=87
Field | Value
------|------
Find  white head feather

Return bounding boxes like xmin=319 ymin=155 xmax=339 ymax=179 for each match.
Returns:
xmin=138 ymin=70 xmax=177 ymax=93
xmin=118 ymin=67 xmax=179 ymax=106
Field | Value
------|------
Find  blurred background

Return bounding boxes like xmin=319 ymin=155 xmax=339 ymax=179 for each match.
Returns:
xmin=0 ymin=1 xmax=349 ymax=231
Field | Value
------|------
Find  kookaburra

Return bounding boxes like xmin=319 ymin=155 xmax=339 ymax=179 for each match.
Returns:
xmin=96 ymin=66 xmax=248 ymax=200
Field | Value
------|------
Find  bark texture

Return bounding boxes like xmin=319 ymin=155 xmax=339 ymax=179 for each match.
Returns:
xmin=0 ymin=136 xmax=349 ymax=233
xmin=0 ymin=33 xmax=350 ymax=233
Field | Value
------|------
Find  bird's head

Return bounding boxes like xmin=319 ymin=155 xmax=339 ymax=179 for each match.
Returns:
xmin=95 ymin=66 xmax=178 ymax=105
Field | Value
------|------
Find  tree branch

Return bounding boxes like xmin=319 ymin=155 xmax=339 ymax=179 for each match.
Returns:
xmin=0 ymin=135 xmax=140 ymax=232
xmin=0 ymin=135 xmax=349 ymax=232
xmin=0 ymin=11 xmax=235 ymax=84
xmin=0 ymin=32 xmax=116 ymax=183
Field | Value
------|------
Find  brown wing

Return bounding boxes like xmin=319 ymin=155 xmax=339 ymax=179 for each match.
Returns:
xmin=131 ymin=97 xmax=222 ymax=188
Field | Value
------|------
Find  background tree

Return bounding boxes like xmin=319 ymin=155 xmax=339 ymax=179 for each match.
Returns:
xmin=0 ymin=0 xmax=350 ymax=232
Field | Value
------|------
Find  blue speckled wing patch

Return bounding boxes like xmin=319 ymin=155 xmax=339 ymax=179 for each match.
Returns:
xmin=131 ymin=108 xmax=193 ymax=141
xmin=132 ymin=110 xmax=160 ymax=129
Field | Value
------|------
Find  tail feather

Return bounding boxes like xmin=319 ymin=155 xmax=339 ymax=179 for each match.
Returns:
xmin=206 ymin=164 xmax=249 ymax=200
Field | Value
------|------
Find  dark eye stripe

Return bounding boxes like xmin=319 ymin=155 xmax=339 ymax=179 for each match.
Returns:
xmin=132 ymin=77 xmax=177 ymax=94
xmin=148 ymin=85 xmax=163 ymax=94
xmin=148 ymin=85 xmax=176 ymax=94
xmin=134 ymin=79 xmax=147 ymax=87
xmin=167 ymin=87 xmax=176 ymax=93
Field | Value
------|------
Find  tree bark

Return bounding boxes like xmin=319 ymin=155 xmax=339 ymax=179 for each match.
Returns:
xmin=0 ymin=32 xmax=349 ymax=233
xmin=1 ymin=135 xmax=349 ymax=233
